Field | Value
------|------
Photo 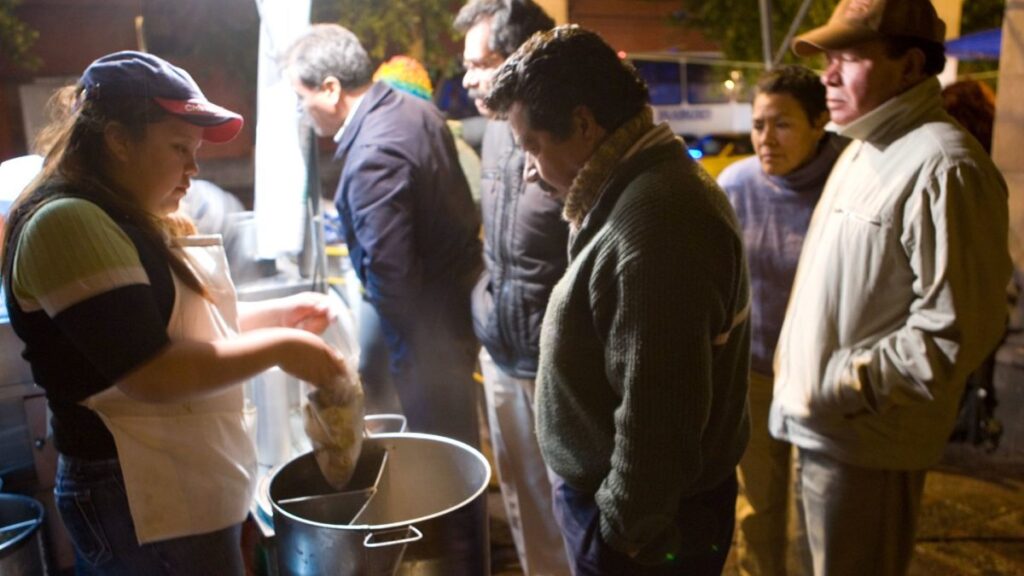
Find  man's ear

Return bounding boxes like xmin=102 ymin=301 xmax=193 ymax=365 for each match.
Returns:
xmin=807 ymin=110 xmax=829 ymax=143
xmin=902 ymin=48 xmax=927 ymax=86
xmin=572 ymin=105 xmax=602 ymax=143
xmin=321 ymin=76 xmax=344 ymax=108
xmin=103 ymin=122 xmax=133 ymax=164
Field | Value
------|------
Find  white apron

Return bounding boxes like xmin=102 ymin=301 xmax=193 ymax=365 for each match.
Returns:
xmin=81 ymin=235 xmax=258 ymax=544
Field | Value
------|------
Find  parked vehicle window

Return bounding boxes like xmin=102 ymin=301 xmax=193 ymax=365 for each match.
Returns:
xmin=632 ymin=60 xmax=683 ymax=105
xmin=626 ymin=54 xmax=759 ymax=136
xmin=686 ymin=63 xmax=754 ymax=104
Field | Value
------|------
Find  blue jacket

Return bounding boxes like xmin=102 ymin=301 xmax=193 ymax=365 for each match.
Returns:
xmin=472 ymin=120 xmax=568 ymax=379
xmin=333 ymin=82 xmax=482 ymax=358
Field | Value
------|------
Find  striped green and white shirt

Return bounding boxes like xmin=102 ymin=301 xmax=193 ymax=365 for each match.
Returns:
xmin=5 ymin=194 xmax=174 ymax=459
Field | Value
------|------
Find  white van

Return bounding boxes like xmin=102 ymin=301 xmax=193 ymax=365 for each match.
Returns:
xmin=623 ymin=52 xmax=762 ymax=138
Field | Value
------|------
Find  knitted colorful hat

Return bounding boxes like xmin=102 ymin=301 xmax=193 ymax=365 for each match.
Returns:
xmin=373 ymin=56 xmax=434 ymax=101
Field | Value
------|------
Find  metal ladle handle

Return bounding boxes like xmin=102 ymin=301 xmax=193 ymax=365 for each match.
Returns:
xmin=363 ymin=524 xmax=423 ymax=548
xmin=0 ymin=519 xmax=39 ymax=537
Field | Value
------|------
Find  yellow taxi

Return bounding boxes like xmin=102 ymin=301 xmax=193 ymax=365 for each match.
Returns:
xmin=688 ymin=133 xmax=754 ymax=178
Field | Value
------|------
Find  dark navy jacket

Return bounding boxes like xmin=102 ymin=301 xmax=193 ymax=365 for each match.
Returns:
xmin=472 ymin=120 xmax=568 ymax=378
xmin=333 ymin=82 xmax=482 ymax=361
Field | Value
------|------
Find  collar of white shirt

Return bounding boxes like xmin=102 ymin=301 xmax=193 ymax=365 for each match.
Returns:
xmin=332 ymin=91 xmax=368 ymax=144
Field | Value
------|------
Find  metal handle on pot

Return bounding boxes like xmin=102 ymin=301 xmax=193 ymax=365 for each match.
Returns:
xmin=364 ymin=414 xmax=408 ymax=436
xmin=362 ymin=525 xmax=423 ymax=548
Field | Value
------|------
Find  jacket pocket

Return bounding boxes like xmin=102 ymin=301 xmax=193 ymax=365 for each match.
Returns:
xmin=471 ymin=269 xmax=497 ymax=346
xmin=834 ymin=207 xmax=883 ymax=226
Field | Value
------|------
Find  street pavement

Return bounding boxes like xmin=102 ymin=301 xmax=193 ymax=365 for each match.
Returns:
xmin=488 ymin=446 xmax=1024 ymax=576
xmin=908 ymin=450 xmax=1023 ymax=576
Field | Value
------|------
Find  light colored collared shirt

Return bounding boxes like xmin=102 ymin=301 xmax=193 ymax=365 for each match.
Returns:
xmin=333 ymin=92 xmax=367 ymax=144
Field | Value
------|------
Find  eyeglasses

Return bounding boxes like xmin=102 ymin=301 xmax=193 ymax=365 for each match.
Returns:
xmin=462 ymin=54 xmax=505 ymax=74
xmin=294 ymin=83 xmax=326 ymax=115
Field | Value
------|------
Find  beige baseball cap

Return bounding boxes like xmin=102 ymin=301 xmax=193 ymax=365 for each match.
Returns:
xmin=793 ymin=0 xmax=946 ymax=57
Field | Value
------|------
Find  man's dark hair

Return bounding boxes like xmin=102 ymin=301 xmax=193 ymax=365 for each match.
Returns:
xmin=884 ymin=36 xmax=947 ymax=76
xmin=454 ymin=0 xmax=555 ymax=58
xmin=285 ymin=24 xmax=374 ymax=91
xmin=756 ymin=65 xmax=827 ymax=124
xmin=484 ymin=25 xmax=649 ymax=139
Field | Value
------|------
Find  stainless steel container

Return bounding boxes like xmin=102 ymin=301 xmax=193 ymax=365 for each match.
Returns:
xmin=252 ymin=367 xmax=301 ymax=468
xmin=269 ymin=432 xmax=490 ymax=576
xmin=0 ymin=494 xmax=47 ymax=576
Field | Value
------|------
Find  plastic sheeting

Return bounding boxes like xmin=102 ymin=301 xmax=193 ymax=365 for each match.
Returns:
xmin=252 ymin=0 xmax=311 ymax=258
xmin=946 ymin=28 xmax=1001 ymax=61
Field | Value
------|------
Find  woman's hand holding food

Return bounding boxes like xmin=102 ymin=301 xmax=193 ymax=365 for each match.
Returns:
xmin=238 ymin=291 xmax=337 ymax=333
xmin=278 ymin=291 xmax=336 ymax=334
xmin=276 ymin=328 xmax=347 ymax=388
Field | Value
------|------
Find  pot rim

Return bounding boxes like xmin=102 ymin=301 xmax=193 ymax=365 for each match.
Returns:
xmin=268 ymin=432 xmax=491 ymax=531
xmin=0 ymin=494 xmax=44 ymax=556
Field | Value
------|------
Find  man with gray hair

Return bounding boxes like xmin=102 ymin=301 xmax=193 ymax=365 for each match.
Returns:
xmin=773 ymin=1 xmax=1011 ymax=573
xmin=285 ymin=25 xmax=484 ymax=456
xmin=454 ymin=2 xmax=570 ymax=574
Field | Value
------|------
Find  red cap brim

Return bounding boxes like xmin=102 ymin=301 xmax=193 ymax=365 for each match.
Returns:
xmin=153 ymin=97 xmax=244 ymax=143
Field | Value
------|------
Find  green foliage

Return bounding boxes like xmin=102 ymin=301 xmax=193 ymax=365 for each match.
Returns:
xmin=0 ymin=0 xmax=40 ymax=72
xmin=670 ymin=0 xmax=838 ymax=64
xmin=313 ymin=0 xmax=462 ymax=80
xmin=958 ymin=0 xmax=1004 ymax=85
xmin=962 ymin=0 xmax=1005 ymax=34
xmin=144 ymin=0 xmax=260 ymax=86
xmin=672 ymin=0 xmax=1006 ymax=67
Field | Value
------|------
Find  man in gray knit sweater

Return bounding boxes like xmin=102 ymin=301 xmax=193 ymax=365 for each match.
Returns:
xmin=485 ymin=25 xmax=751 ymax=576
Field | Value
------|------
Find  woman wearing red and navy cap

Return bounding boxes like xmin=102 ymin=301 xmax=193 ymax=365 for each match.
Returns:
xmin=1 ymin=51 xmax=346 ymax=575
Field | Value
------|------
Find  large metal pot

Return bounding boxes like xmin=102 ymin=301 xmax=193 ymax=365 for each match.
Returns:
xmin=0 ymin=494 xmax=47 ymax=576
xmin=269 ymin=432 xmax=491 ymax=576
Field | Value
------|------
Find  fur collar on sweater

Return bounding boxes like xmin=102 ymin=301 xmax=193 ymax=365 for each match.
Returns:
xmin=564 ymin=107 xmax=655 ymax=228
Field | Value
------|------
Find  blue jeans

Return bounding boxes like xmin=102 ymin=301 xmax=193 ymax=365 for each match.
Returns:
xmin=552 ymin=473 xmax=737 ymax=576
xmin=55 ymin=455 xmax=244 ymax=576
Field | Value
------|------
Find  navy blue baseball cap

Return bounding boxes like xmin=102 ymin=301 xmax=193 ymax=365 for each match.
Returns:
xmin=80 ymin=51 xmax=243 ymax=143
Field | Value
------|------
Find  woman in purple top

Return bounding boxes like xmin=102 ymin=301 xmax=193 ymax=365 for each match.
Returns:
xmin=717 ymin=65 xmax=848 ymax=576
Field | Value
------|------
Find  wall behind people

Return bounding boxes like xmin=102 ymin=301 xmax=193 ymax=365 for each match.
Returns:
xmin=1 ymin=1 xmax=257 ymax=187
xmin=568 ymin=0 xmax=715 ymax=53
xmin=994 ymin=3 xmax=1024 ymax=274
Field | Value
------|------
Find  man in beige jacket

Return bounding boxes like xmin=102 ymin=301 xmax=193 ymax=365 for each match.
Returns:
xmin=772 ymin=1 xmax=1011 ymax=574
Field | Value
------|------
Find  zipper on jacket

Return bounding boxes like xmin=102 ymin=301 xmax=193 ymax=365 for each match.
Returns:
xmin=494 ymin=144 xmax=517 ymax=356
